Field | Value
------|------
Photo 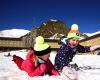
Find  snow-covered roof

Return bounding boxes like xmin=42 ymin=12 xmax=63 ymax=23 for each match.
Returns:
xmin=80 ymin=32 xmax=100 ymax=42
xmin=0 ymin=29 xmax=30 ymax=38
xmin=85 ymin=31 xmax=100 ymax=37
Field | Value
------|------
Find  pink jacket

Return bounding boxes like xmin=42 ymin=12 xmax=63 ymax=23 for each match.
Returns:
xmin=13 ymin=50 xmax=59 ymax=77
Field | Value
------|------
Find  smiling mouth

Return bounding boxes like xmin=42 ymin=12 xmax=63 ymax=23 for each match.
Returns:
xmin=72 ymin=44 xmax=77 ymax=47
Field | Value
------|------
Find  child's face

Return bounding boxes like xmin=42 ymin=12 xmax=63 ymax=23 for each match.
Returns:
xmin=40 ymin=53 xmax=50 ymax=61
xmin=68 ymin=38 xmax=79 ymax=48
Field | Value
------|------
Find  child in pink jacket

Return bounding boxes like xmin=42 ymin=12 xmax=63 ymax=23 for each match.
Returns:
xmin=13 ymin=36 xmax=59 ymax=77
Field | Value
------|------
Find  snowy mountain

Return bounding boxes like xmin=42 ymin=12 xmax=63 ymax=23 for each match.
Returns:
xmin=0 ymin=29 xmax=30 ymax=38
xmin=37 ymin=19 xmax=69 ymax=38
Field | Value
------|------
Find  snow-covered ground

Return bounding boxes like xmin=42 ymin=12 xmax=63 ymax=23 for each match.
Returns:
xmin=0 ymin=50 xmax=100 ymax=80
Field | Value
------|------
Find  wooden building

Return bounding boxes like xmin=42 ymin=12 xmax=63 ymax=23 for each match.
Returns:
xmin=79 ymin=33 xmax=100 ymax=54
xmin=0 ymin=37 xmax=26 ymax=51
xmin=0 ymin=33 xmax=100 ymax=53
xmin=80 ymin=33 xmax=100 ymax=46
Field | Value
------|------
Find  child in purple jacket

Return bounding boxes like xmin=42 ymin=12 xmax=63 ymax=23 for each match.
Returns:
xmin=55 ymin=24 xmax=100 ymax=71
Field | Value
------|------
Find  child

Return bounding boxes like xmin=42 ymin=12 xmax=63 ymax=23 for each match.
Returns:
xmin=55 ymin=24 xmax=100 ymax=71
xmin=13 ymin=36 xmax=59 ymax=77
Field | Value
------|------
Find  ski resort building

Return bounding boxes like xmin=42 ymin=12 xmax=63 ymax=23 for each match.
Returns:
xmin=0 ymin=33 xmax=100 ymax=52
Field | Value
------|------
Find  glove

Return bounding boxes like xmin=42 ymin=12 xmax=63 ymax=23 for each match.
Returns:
xmin=90 ymin=45 xmax=100 ymax=51
xmin=62 ymin=66 xmax=77 ymax=80
xmin=38 ymin=58 xmax=46 ymax=64
xmin=61 ymin=38 xmax=67 ymax=44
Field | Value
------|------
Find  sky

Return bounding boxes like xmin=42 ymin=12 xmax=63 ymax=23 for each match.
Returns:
xmin=0 ymin=0 xmax=100 ymax=33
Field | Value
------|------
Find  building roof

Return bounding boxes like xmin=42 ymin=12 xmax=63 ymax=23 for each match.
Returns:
xmin=80 ymin=33 xmax=100 ymax=42
xmin=0 ymin=37 xmax=22 ymax=40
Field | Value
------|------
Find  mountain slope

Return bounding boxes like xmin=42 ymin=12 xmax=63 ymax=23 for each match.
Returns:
xmin=35 ymin=19 xmax=70 ymax=38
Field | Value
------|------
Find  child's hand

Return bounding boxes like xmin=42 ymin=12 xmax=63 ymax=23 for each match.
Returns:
xmin=90 ymin=45 xmax=100 ymax=51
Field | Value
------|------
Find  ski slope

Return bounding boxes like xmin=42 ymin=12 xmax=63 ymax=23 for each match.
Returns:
xmin=0 ymin=50 xmax=100 ymax=80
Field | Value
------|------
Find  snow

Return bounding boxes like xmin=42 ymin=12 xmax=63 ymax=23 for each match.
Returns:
xmin=49 ymin=33 xmax=60 ymax=39
xmin=50 ymin=19 xmax=57 ymax=22
xmin=43 ymin=23 xmax=46 ymax=26
xmin=0 ymin=29 xmax=30 ymax=38
xmin=0 ymin=50 xmax=100 ymax=80
xmin=85 ymin=31 xmax=100 ymax=37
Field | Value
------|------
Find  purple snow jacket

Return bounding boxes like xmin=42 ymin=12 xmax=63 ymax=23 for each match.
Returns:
xmin=55 ymin=42 xmax=91 ymax=70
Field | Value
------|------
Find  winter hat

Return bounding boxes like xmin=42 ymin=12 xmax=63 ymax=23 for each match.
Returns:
xmin=67 ymin=24 xmax=81 ymax=39
xmin=34 ymin=36 xmax=51 ymax=56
